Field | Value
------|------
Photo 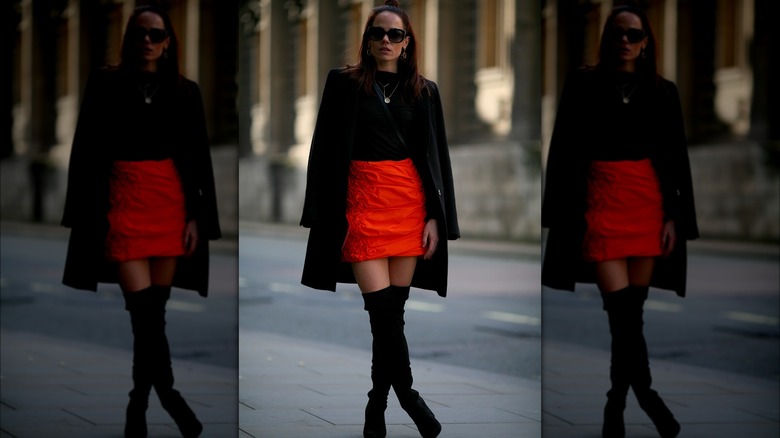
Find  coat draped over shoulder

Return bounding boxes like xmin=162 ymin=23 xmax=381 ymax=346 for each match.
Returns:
xmin=61 ymin=68 xmax=221 ymax=297
xmin=300 ymin=68 xmax=459 ymax=297
xmin=542 ymin=68 xmax=698 ymax=297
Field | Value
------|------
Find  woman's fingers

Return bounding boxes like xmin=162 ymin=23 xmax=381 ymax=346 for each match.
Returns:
xmin=184 ymin=221 xmax=198 ymax=256
xmin=662 ymin=221 xmax=676 ymax=257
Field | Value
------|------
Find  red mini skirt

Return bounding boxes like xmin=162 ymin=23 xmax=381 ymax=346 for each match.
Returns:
xmin=342 ymin=158 xmax=427 ymax=263
xmin=105 ymin=159 xmax=187 ymax=262
xmin=582 ymin=158 xmax=664 ymax=262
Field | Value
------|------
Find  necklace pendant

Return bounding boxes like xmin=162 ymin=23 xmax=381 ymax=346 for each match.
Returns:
xmin=384 ymin=97 xmax=391 ymax=104
xmin=145 ymin=97 xmax=152 ymax=104
xmin=622 ymin=97 xmax=629 ymax=104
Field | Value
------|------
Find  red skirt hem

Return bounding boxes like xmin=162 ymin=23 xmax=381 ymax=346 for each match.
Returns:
xmin=105 ymin=159 xmax=187 ymax=262
xmin=583 ymin=158 xmax=664 ymax=262
xmin=342 ymin=158 xmax=427 ymax=263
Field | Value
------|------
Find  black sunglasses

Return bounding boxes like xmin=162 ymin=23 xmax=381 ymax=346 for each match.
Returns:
xmin=610 ymin=27 xmax=646 ymax=43
xmin=129 ymin=27 xmax=168 ymax=43
xmin=367 ymin=27 xmax=407 ymax=43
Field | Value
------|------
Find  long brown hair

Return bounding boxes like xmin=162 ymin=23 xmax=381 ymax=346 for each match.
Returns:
xmin=345 ymin=0 xmax=427 ymax=102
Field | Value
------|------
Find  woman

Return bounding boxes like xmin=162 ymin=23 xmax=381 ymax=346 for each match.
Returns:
xmin=542 ymin=5 xmax=697 ymax=438
xmin=300 ymin=1 xmax=458 ymax=437
xmin=61 ymin=5 xmax=220 ymax=437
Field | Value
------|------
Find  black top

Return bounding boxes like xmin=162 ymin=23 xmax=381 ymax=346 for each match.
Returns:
xmin=586 ymin=71 xmax=654 ymax=161
xmin=109 ymin=70 xmax=177 ymax=161
xmin=352 ymin=71 xmax=418 ymax=161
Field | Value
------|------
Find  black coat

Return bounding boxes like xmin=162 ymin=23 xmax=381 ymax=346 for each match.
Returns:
xmin=61 ymin=68 xmax=221 ymax=297
xmin=542 ymin=68 xmax=698 ymax=297
xmin=300 ymin=68 xmax=459 ymax=297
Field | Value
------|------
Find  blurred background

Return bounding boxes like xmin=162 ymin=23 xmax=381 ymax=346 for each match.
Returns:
xmin=3 ymin=1 xmax=777 ymax=243
xmin=543 ymin=0 xmax=778 ymax=242
xmin=237 ymin=0 xmax=540 ymax=241
xmin=1 ymin=0 xmax=778 ymax=435
xmin=2 ymin=0 xmax=239 ymax=235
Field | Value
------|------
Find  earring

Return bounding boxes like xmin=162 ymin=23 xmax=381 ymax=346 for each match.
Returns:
xmin=366 ymin=47 xmax=372 ymax=56
xmin=401 ymin=48 xmax=407 ymax=60
xmin=640 ymin=48 xmax=646 ymax=59
xmin=163 ymin=48 xmax=169 ymax=59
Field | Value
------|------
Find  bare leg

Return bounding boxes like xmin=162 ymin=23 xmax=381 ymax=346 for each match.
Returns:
xmin=595 ymin=258 xmax=629 ymax=293
xmin=118 ymin=259 xmax=152 ymax=293
xmin=388 ymin=256 xmax=417 ymax=286
xmin=150 ymin=256 xmax=177 ymax=287
xmin=353 ymin=258 xmax=391 ymax=293
xmin=627 ymin=256 xmax=654 ymax=287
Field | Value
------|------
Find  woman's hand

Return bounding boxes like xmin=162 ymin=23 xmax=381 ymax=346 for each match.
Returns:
xmin=422 ymin=219 xmax=439 ymax=260
xmin=661 ymin=220 xmax=676 ymax=257
xmin=184 ymin=220 xmax=199 ymax=256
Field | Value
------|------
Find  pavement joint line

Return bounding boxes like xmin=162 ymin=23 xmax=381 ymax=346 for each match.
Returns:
xmin=62 ymin=408 xmax=97 ymax=426
xmin=300 ymin=409 xmax=337 ymax=425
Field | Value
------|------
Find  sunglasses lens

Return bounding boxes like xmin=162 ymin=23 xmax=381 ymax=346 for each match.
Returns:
xmin=367 ymin=27 xmax=385 ymax=41
xmin=386 ymin=29 xmax=405 ymax=43
xmin=626 ymin=29 xmax=645 ymax=43
xmin=367 ymin=27 xmax=405 ymax=43
xmin=148 ymin=29 xmax=167 ymax=43
xmin=612 ymin=27 xmax=645 ymax=43
xmin=130 ymin=27 xmax=167 ymax=43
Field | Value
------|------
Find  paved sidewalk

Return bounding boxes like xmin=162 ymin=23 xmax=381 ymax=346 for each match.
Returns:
xmin=0 ymin=330 xmax=236 ymax=437
xmin=239 ymin=329 xmax=542 ymax=437
xmin=543 ymin=341 xmax=779 ymax=437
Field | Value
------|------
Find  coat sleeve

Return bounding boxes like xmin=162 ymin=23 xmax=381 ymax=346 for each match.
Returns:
xmin=184 ymin=79 xmax=221 ymax=240
xmin=61 ymin=69 xmax=109 ymax=229
xmin=662 ymin=81 xmax=699 ymax=240
xmin=300 ymin=69 xmax=344 ymax=228
xmin=428 ymin=81 xmax=460 ymax=240
xmin=542 ymin=69 xmax=587 ymax=229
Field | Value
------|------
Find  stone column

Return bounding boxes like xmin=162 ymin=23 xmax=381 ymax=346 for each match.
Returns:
xmin=512 ymin=0 xmax=540 ymax=142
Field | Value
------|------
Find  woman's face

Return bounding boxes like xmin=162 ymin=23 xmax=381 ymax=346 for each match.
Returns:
xmin=367 ymin=11 xmax=409 ymax=72
xmin=610 ymin=12 xmax=647 ymax=70
xmin=130 ymin=12 xmax=170 ymax=70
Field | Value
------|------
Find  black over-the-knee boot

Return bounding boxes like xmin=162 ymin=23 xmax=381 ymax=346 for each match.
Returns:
xmin=601 ymin=287 xmax=634 ymax=438
xmin=388 ymin=285 xmax=441 ymax=438
xmin=627 ymin=286 xmax=680 ymax=438
xmin=147 ymin=285 xmax=203 ymax=438
xmin=362 ymin=287 xmax=393 ymax=438
xmin=124 ymin=287 xmax=157 ymax=438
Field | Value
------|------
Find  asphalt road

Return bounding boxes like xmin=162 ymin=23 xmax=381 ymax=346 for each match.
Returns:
xmin=543 ymin=247 xmax=780 ymax=381
xmin=0 ymin=223 xmax=238 ymax=370
xmin=4 ymin=222 xmax=775 ymax=382
xmin=238 ymin=227 xmax=543 ymax=381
